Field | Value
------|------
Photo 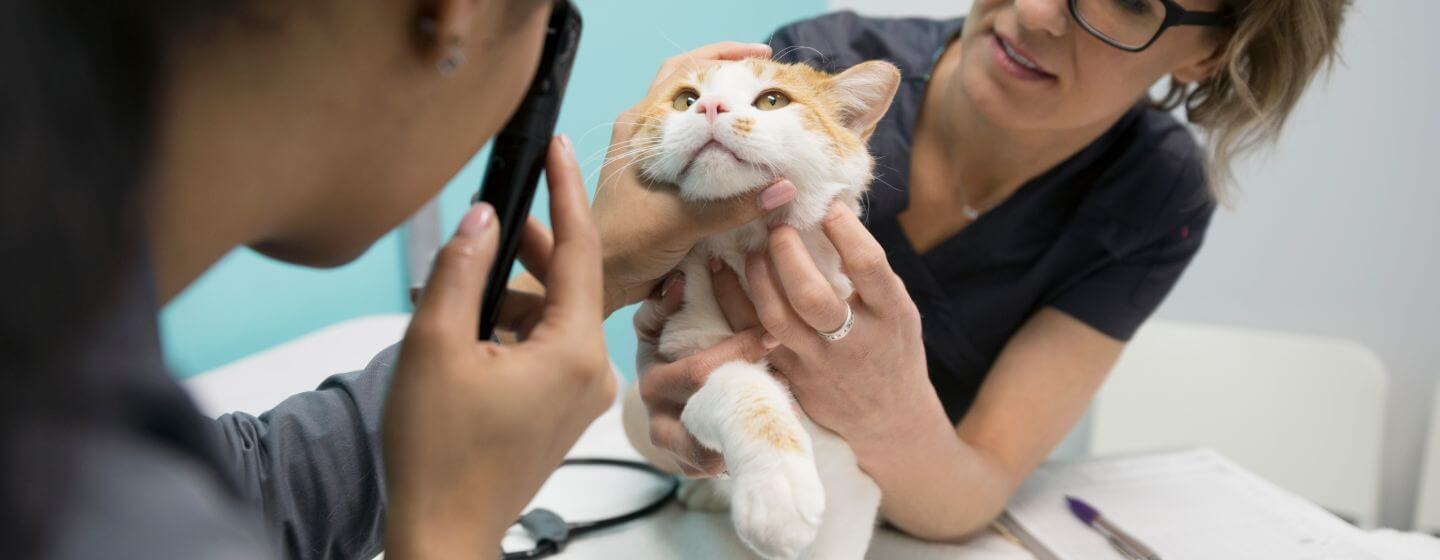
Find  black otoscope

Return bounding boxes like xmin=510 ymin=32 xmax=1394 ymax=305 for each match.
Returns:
xmin=472 ymin=0 xmax=581 ymax=340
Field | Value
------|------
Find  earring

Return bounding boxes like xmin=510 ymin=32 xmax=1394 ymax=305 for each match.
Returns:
xmin=438 ymin=35 xmax=466 ymax=75
xmin=418 ymin=16 xmax=465 ymax=75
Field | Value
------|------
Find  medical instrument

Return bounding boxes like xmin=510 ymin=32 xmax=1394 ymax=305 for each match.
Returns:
xmin=473 ymin=0 xmax=581 ymax=340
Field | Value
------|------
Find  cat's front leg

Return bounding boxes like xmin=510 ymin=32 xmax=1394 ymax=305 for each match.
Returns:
xmin=681 ymin=360 xmax=825 ymax=560
xmin=800 ymin=420 xmax=881 ymax=560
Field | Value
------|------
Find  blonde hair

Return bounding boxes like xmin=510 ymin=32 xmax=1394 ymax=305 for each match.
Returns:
xmin=1154 ymin=0 xmax=1352 ymax=200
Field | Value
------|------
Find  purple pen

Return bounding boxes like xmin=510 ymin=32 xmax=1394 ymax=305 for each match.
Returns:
xmin=1065 ymin=495 xmax=1163 ymax=560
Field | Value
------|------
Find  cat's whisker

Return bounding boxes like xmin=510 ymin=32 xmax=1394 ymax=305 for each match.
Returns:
xmin=585 ymin=140 xmax=662 ymax=166
xmin=597 ymin=136 xmax=663 ymax=153
xmin=573 ymin=120 xmax=650 ymax=146
xmin=771 ymin=44 xmax=829 ymax=66
xmin=587 ymin=138 xmax=661 ymax=162
xmin=658 ymin=31 xmax=738 ymax=86
xmin=585 ymin=137 xmax=663 ymax=162
xmin=591 ymin=150 xmax=666 ymax=192
xmin=870 ymin=160 xmax=905 ymax=192
xmin=599 ymin=143 xmax=665 ymax=163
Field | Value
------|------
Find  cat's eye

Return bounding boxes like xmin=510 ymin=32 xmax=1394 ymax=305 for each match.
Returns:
xmin=753 ymin=90 xmax=791 ymax=111
xmin=672 ymin=89 xmax=700 ymax=111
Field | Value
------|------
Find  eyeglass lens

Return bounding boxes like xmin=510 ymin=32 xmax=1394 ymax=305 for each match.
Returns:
xmin=1074 ymin=0 xmax=1168 ymax=49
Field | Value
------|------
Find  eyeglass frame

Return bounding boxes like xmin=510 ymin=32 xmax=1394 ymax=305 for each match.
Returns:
xmin=1069 ymin=0 xmax=1233 ymax=53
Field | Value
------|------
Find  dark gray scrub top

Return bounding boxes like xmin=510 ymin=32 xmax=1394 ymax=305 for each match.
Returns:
xmin=32 ymin=256 xmax=394 ymax=559
xmin=770 ymin=12 xmax=1217 ymax=422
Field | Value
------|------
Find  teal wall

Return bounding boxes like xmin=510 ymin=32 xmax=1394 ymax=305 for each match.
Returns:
xmin=161 ymin=0 xmax=825 ymax=378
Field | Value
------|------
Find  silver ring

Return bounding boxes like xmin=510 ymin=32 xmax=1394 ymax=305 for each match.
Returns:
xmin=817 ymin=304 xmax=855 ymax=342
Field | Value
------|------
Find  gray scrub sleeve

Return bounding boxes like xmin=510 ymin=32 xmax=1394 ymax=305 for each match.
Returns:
xmin=48 ymin=343 xmax=400 ymax=560
xmin=209 ymin=344 xmax=400 ymax=560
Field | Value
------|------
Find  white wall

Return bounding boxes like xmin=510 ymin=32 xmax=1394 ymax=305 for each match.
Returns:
xmin=830 ymin=0 xmax=1440 ymax=529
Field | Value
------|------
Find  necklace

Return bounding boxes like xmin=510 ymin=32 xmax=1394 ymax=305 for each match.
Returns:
xmin=927 ymin=28 xmax=1005 ymax=222
xmin=960 ymin=197 xmax=1000 ymax=221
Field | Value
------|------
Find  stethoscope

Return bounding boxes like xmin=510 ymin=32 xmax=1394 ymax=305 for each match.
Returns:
xmin=499 ymin=458 xmax=680 ymax=559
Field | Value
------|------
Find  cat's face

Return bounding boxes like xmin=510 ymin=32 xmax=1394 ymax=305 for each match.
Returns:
xmin=631 ymin=58 xmax=900 ymax=226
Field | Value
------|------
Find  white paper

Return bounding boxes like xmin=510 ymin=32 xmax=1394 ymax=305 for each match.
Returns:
xmin=1004 ymin=449 xmax=1383 ymax=560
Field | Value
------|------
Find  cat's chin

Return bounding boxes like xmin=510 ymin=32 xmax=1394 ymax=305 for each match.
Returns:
xmin=676 ymin=165 xmax=775 ymax=203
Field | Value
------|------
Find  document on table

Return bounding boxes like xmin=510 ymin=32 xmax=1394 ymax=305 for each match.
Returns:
xmin=1000 ymin=448 xmax=1383 ymax=560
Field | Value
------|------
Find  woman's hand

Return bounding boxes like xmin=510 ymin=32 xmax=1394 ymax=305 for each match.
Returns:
xmin=594 ymin=42 xmax=797 ymax=315
xmin=383 ymin=136 xmax=614 ymax=557
xmin=740 ymin=202 xmax=950 ymax=461
xmin=629 ymin=272 xmax=779 ymax=477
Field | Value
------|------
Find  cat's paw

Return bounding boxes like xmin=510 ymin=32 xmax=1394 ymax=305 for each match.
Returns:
xmin=677 ymin=478 xmax=733 ymax=512
xmin=730 ymin=457 xmax=826 ymax=560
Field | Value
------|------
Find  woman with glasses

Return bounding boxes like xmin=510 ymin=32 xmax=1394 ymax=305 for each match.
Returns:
xmin=607 ymin=0 xmax=1353 ymax=541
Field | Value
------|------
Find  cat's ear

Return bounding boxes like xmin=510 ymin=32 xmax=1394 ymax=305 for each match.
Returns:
xmin=827 ymin=61 xmax=902 ymax=138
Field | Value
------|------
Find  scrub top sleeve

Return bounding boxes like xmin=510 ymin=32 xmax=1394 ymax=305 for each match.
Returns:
xmin=1049 ymin=204 xmax=1214 ymax=342
xmin=209 ymin=343 xmax=398 ymax=560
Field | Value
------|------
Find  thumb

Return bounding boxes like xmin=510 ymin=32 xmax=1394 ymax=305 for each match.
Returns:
xmin=692 ymin=179 xmax=797 ymax=234
xmin=412 ymin=203 xmax=499 ymax=342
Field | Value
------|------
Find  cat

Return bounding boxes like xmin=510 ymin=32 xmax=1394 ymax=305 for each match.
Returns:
xmin=619 ymin=56 xmax=902 ymax=559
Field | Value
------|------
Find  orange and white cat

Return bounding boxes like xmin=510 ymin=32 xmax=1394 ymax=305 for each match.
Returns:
xmin=621 ymin=58 xmax=901 ymax=559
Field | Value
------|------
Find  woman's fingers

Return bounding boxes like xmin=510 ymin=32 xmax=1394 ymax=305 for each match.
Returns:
xmin=689 ymin=41 xmax=773 ymax=61
xmin=767 ymin=226 xmax=850 ymax=333
xmin=700 ymin=326 xmax=778 ymax=367
xmin=537 ymin=135 xmax=604 ymax=330
xmin=820 ymin=201 xmax=907 ymax=311
xmin=710 ymin=260 xmax=760 ymax=332
xmin=649 ymin=416 xmax=726 ymax=477
xmin=745 ymin=252 xmax=819 ymax=350
xmin=634 ymin=274 xmax=685 ymax=344
xmin=411 ymin=203 xmax=498 ymax=343
xmin=641 ymin=327 xmax=776 ymax=406
xmin=651 ymin=42 xmax=772 ymax=89
xmin=634 ymin=275 xmax=685 ymax=373
xmin=691 ymin=178 xmax=797 ymax=238
xmin=494 ymin=289 xmax=547 ymax=338
xmin=517 ymin=216 xmax=554 ymax=284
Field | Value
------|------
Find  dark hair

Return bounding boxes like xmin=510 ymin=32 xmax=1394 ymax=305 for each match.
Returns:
xmin=0 ymin=1 xmax=230 ymax=555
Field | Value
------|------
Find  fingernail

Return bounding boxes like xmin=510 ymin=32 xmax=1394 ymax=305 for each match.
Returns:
xmin=557 ymin=133 xmax=575 ymax=158
xmin=759 ymin=180 xmax=797 ymax=211
xmin=709 ymin=257 xmax=723 ymax=273
xmin=457 ymin=203 xmax=494 ymax=237
xmin=761 ymin=332 xmax=780 ymax=349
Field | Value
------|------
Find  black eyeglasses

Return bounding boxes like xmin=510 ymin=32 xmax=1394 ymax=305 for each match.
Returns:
xmin=1069 ymin=0 xmax=1232 ymax=53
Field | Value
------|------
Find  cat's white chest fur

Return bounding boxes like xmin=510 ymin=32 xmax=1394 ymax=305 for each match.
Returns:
xmin=654 ymin=209 xmax=880 ymax=560
xmin=656 ymin=216 xmax=854 ymax=362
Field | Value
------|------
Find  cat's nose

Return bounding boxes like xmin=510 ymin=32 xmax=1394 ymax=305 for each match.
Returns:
xmin=697 ymin=98 xmax=730 ymax=123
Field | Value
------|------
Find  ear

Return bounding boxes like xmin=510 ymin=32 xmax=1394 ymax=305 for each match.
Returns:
xmin=425 ymin=0 xmax=480 ymax=69
xmin=827 ymin=61 xmax=902 ymax=138
xmin=1173 ymin=41 xmax=1226 ymax=85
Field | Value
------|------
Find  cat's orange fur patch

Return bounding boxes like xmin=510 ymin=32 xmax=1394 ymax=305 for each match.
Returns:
xmin=740 ymin=392 xmax=804 ymax=454
xmin=732 ymin=117 xmax=754 ymax=135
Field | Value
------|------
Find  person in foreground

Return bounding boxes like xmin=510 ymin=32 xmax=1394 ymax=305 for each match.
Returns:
xmin=0 ymin=0 xmax=792 ymax=558
xmin=608 ymin=0 xmax=1353 ymax=545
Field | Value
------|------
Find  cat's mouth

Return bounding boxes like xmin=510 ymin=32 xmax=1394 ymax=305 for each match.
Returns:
xmin=680 ymin=139 xmax=750 ymax=179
